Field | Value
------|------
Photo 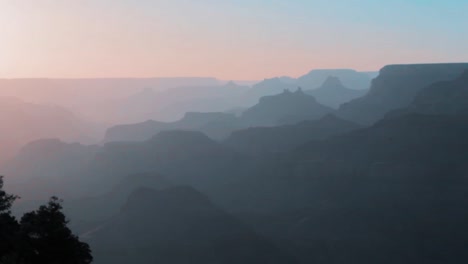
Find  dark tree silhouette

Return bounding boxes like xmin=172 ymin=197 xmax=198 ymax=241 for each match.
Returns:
xmin=0 ymin=177 xmax=92 ymax=264
xmin=19 ymin=197 xmax=93 ymax=264
xmin=0 ymin=176 xmax=19 ymax=262
xmin=0 ymin=176 xmax=17 ymax=214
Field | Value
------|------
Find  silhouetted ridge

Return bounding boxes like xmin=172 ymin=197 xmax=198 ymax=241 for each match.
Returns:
xmin=379 ymin=63 xmax=468 ymax=76
xmin=241 ymin=77 xmax=297 ymax=105
xmin=321 ymin=76 xmax=343 ymax=87
xmin=91 ymin=128 xmax=250 ymax=196
xmin=104 ymin=111 xmax=238 ymax=142
xmin=88 ymin=186 xmax=297 ymax=264
xmin=338 ymin=63 xmax=468 ymax=124
xmin=223 ymin=80 xmax=240 ymax=88
xmin=258 ymin=87 xmax=311 ymax=103
xmin=16 ymin=138 xmax=96 ymax=164
xmin=306 ymin=76 xmax=367 ymax=108
xmin=104 ymin=119 xmax=165 ymax=142
xmin=297 ymin=69 xmax=372 ymax=90
xmin=257 ymin=78 xmax=293 ymax=91
xmin=241 ymin=88 xmax=333 ymax=126
xmin=19 ymin=138 xmax=66 ymax=154
xmin=0 ymin=97 xmax=96 ymax=163
xmin=3 ymin=138 xmax=98 ymax=185
xmin=65 ymin=173 xmax=172 ymax=224
xmin=240 ymin=114 xmax=468 ymax=264
xmin=403 ymin=70 xmax=468 ymax=116
xmin=245 ymin=69 xmax=374 ymax=106
xmin=226 ymin=114 xmax=360 ymax=155
xmin=111 ymin=79 xmax=250 ymax=122
xmin=294 ymin=113 xmax=468 ymax=165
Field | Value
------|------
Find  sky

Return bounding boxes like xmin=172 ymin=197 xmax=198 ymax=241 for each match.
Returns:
xmin=0 ymin=0 xmax=467 ymax=80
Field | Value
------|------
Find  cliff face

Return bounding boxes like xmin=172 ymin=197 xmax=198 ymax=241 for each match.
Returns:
xmin=408 ymin=70 xmax=468 ymax=115
xmin=338 ymin=63 xmax=468 ymax=125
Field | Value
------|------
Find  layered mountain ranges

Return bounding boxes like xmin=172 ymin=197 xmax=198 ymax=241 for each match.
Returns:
xmin=86 ymin=186 xmax=297 ymax=264
xmin=0 ymin=97 xmax=101 ymax=164
xmin=98 ymin=69 xmax=375 ymax=123
xmin=243 ymin=69 xmax=375 ymax=106
xmin=8 ymin=114 xmax=468 ymax=263
xmin=3 ymin=63 xmax=468 ymax=263
xmin=103 ymin=88 xmax=335 ymax=143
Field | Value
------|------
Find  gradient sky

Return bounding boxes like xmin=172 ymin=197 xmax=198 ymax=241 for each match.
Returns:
xmin=0 ymin=0 xmax=467 ymax=80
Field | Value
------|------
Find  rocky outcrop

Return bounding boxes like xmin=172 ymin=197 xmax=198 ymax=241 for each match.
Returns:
xmin=390 ymin=70 xmax=468 ymax=117
xmin=242 ymin=69 xmax=374 ymax=106
xmin=306 ymin=76 xmax=367 ymax=108
xmin=298 ymin=69 xmax=373 ymax=90
xmin=240 ymin=88 xmax=334 ymax=126
xmin=338 ymin=63 xmax=468 ymax=125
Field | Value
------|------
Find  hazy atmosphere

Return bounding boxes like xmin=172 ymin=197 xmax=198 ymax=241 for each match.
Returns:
xmin=1 ymin=1 xmax=468 ymax=264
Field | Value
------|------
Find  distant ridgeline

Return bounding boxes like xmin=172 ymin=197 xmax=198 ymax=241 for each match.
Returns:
xmin=242 ymin=69 xmax=374 ymax=106
xmin=104 ymin=112 xmax=240 ymax=142
xmin=239 ymin=88 xmax=334 ymax=126
xmin=4 ymin=63 xmax=468 ymax=264
xmin=306 ymin=76 xmax=367 ymax=108
xmin=338 ymin=63 xmax=468 ymax=124
xmin=103 ymin=88 xmax=335 ymax=143
xmin=388 ymin=69 xmax=468 ymax=117
xmin=104 ymin=63 xmax=468 ymax=144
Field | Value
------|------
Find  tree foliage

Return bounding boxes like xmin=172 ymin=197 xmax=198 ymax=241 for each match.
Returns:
xmin=0 ymin=176 xmax=18 ymax=214
xmin=0 ymin=177 xmax=92 ymax=264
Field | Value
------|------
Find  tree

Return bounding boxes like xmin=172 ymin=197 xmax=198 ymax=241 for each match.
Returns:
xmin=0 ymin=177 xmax=92 ymax=264
xmin=0 ymin=176 xmax=19 ymax=261
xmin=0 ymin=176 xmax=17 ymax=214
xmin=19 ymin=197 xmax=93 ymax=264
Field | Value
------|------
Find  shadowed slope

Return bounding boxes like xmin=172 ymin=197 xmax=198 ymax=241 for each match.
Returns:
xmin=87 ymin=186 xmax=297 ymax=264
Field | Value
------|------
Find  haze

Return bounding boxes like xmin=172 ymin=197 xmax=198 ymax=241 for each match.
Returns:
xmin=2 ymin=1 xmax=468 ymax=264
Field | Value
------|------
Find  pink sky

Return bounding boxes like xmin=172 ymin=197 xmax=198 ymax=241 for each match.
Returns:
xmin=1 ymin=1 xmax=467 ymax=80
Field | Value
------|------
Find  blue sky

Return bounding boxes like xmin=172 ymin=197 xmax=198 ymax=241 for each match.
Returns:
xmin=0 ymin=0 xmax=467 ymax=79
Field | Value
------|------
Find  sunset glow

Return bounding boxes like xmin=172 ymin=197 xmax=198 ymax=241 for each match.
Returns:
xmin=2 ymin=2 xmax=468 ymax=263
xmin=1 ymin=0 xmax=467 ymax=79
